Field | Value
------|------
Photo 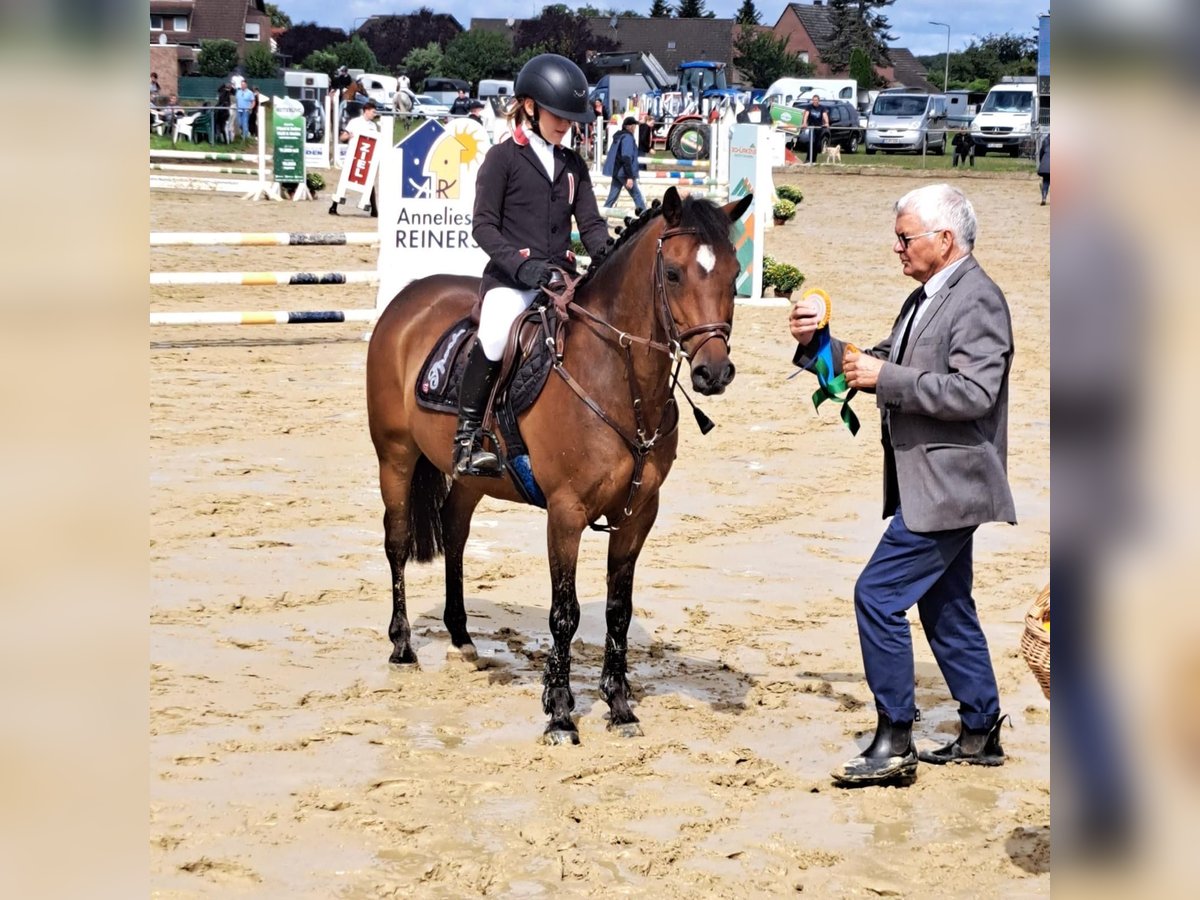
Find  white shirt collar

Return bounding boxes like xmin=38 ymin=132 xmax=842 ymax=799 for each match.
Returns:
xmin=526 ymin=128 xmax=556 ymax=180
xmin=923 ymin=253 xmax=969 ymax=299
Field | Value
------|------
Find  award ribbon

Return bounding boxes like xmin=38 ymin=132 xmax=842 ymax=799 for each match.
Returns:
xmin=796 ymin=288 xmax=860 ymax=435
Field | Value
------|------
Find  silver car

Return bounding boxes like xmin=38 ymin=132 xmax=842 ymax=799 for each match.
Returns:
xmin=865 ymin=93 xmax=948 ymax=155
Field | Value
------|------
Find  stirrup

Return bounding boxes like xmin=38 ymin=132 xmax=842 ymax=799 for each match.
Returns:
xmin=453 ymin=429 xmax=502 ymax=478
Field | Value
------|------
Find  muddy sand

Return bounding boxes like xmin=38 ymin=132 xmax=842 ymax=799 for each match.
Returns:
xmin=151 ymin=169 xmax=1049 ymax=897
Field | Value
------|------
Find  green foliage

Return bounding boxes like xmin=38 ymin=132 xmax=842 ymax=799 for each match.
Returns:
xmin=770 ymin=262 xmax=804 ymax=293
xmin=243 ymin=43 xmax=278 ymax=79
xmin=197 ymin=39 xmax=239 ymax=78
xmin=330 ymin=35 xmax=379 ymax=74
xmin=265 ymin=3 xmax=291 ymax=28
xmin=649 ymin=0 xmax=673 ymax=16
xmin=921 ymin=30 xmax=1038 ymax=91
xmin=733 ymin=26 xmax=812 ymax=88
xmin=306 ymin=171 xmax=325 ymax=192
xmin=300 ymin=49 xmax=339 ymax=77
xmin=849 ymin=47 xmax=873 ymax=91
xmin=570 ymin=238 xmax=587 ymax=256
xmin=735 ymin=0 xmax=760 ymax=25
xmin=772 ymin=198 xmax=797 ymax=221
xmin=403 ymin=42 xmax=445 ymax=90
xmin=775 ymin=184 xmax=803 ymax=204
xmin=676 ymin=0 xmax=714 ymax=17
xmin=514 ymin=43 xmax=549 ymax=72
xmin=823 ymin=0 xmax=895 ymax=78
xmin=442 ymin=30 xmax=515 ymax=86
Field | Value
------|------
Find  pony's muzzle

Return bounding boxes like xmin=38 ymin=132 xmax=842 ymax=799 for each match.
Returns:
xmin=691 ymin=359 xmax=735 ymax=395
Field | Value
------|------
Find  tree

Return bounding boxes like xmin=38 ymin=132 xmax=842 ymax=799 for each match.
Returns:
xmin=648 ymin=0 xmax=673 ymax=16
xmin=514 ymin=5 xmax=618 ymax=77
xmin=676 ymin=0 xmax=715 ymax=18
xmin=919 ymin=30 xmax=1037 ymax=91
xmin=848 ymin=46 xmax=873 ymax=91
xmin=443 ymin=30 xmax=516 ymax=87
xmin=197 ymin=39 xmax=239 ymax=78
xmin=276 ymin=23 xmax=347 ymax=66
xmin=735 ymin=0 xmax=761 ymax=26
xmin=299 ymin=49 xmax=339 ymax=77
xmin=265 ymin=3 xmax=291 ymax=29
xmin=329 ymin=35 xmax=379 ymax=74
xmin=357 ymin=8 xmax=463 ymax=74
xmin=823 ymin=0 xmax=895 ymax=77
xmin=732 ymin=26 xmax=812 ymax=89
xmin=403 ymin=42 xmax=445 ymax=90
xmin=243 ymin=43 xmax=279 ymax=79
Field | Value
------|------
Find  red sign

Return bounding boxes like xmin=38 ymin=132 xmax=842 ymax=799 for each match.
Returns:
xmin=348 ymin=135 xmax=377 ymax=187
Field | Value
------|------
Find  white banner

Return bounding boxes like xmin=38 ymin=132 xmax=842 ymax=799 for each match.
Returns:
xmin=375 ymin=117 xmax=494 ymax=310
xmin=729 ymin=124 xmax=772 ymax=300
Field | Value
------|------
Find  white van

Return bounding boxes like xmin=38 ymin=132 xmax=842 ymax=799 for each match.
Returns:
xmin=865 ymin=92 xmax=948 ymax=155
xmin=762 ymin=77 xmax=857 ymax=107
xmin=478 ymin=79 xmax=515 ymax=101
xmin=356 ymin=73 xmax=398 ymax=109
xmin=970 ymin=82 xmax=1036 ymax=157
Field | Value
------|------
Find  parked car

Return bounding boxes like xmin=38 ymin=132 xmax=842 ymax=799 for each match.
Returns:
xmin=786 ymin=99 xmax=864 ymax=153
xmin=865 ymin=92 xmax=948 ymax=155
xmin=393 ymin=89 xmax=451 ymax=118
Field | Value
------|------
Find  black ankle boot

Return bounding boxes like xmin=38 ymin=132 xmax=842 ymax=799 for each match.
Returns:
xmin=453 ymin=345 xmax=502 ymax=477
xmin=919 ymin=714 xmax=1009 ymax=766
xmin=832 ymin=712 xmax=918 ymax=785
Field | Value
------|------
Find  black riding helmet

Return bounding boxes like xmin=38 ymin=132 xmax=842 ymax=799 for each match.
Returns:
xmin=514 ymin=53 xmax=592 ymax=123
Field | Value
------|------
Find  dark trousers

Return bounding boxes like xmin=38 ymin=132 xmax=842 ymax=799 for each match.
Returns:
xmin=854 ymin=506 xmax=1000 ymax=730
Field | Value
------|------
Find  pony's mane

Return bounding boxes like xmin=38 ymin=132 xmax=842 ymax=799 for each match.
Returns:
xmin=578 ymin=195 xmax=730 ymax=289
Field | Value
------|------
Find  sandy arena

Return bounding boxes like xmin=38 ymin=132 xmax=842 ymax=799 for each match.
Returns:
xmin=150 ymin=168 xmax=1049 ymax=897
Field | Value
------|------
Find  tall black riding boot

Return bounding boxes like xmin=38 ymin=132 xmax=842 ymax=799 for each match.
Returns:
xmin=453 ymin=345 xmax=503 ymax=477
xmin=919 ymin=714 xmax=1009 ymax=766
xmin=832 ymin=712 xmax=918 ymax=785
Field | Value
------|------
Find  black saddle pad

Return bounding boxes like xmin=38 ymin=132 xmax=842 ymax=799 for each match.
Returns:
xmin=415 ymin=314 xmax=553 ymax=421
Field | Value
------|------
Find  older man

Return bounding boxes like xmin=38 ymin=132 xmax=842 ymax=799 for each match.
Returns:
xmin=789 ymin=183 xmax=1016 ymax=786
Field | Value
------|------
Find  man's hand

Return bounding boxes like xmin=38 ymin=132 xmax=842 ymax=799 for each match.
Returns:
xmin=625 ymin=178 xmax=634 ymax=189
xmin=788 ymin=296 xmax=824 ymax=345
xmin=843 ymin=344 xmax=883 ymax=390
xmin=516 ymin=258 xmax=552 ymax=290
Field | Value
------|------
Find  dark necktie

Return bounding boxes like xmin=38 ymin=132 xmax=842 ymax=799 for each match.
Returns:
xmin=894 ymin=287 xmax=927 ymax=364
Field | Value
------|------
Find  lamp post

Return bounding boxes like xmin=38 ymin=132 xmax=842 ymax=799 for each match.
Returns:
xmin=929 ymin=21 xmax=950 ymax=92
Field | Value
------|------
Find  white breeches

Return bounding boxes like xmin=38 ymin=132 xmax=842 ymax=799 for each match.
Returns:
xmin=477 ymin=286 xmax=538 ymax=361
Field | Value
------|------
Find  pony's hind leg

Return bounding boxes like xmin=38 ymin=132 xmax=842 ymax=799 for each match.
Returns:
xmin=542 ymin=506 xmax=587 ymax=745
xmin=440 ymin=482 xmax=484 ymax=661
xmin=600 ymin=495 xmax=659 ymax=736
xmin=380 ymin=452 xmax=449 ymax=666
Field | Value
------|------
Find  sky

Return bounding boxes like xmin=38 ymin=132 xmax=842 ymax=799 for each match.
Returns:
xmin=273 ymin=1 xmax=1048 ymax=58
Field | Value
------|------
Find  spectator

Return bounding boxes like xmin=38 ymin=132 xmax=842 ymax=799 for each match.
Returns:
xmin=235 ymin=81 xmax=255 ymax=139
xmin=951 ymin=130 xmax=974 ymax=168
xmin=467 ymin=99 xmax=486 ymax=123
xmin=449 ymin=89 xmax=471 ymax=116
xmin=150 ymin=72 xmax=160 ymax=100
xmin=1037 ymin=133 xmax=1050 ymax=205
xmin=803 ymin=95 xmax=830 ymax=165
xmin=215 ymin=83 xmax=234 ymax=144
xmin=789 ymin=183 xmax=1016 ymax=787
xmin=602 ymin=116 xmax=646 ymax=213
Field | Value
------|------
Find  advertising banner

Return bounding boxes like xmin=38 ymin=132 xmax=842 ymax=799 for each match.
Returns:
xmin=728 ymin=124 xmax=771 ymax=300
xmin=271 ymin=96 xmax=305 ymax=185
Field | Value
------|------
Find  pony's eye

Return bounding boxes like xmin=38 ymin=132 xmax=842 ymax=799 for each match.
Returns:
xmin=665 ymin=267 xmax=681 ymax=284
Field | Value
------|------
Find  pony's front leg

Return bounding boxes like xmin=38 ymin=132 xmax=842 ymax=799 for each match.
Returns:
xmin=542 ymin=507 xmax=586 ymax=745
xmin=600 ymin=495 xmax=658 ymax=737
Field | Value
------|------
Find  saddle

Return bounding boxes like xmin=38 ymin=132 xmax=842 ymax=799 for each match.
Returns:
xmin=415 ymin=286 xmax=572 ymax=506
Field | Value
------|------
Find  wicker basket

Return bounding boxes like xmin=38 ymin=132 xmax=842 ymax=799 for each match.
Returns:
xmin=1020 ymin=584 xmax=1051 ymax=699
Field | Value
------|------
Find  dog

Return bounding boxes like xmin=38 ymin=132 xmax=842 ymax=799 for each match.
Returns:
xmin=821 ymin=144 xmax=842 ymax=164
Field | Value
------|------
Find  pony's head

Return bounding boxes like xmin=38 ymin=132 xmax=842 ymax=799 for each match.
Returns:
xmin=653 ymin=187 xmax=753 ymax=395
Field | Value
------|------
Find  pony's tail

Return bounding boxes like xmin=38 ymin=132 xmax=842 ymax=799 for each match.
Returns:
xmin=408 ymin=454 xmax=449 ymax=563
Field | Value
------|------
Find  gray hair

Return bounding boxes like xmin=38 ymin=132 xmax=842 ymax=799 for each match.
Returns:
xmin=895 ymin=183 xmax=977 ymax=251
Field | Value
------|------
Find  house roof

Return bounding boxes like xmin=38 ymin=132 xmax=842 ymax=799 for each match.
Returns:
xmin=885 ymin=48 xmax=936 ymax=92
xmin=784 ymin=2 xmax=836 ymax=57
xmin=159 ymin=0 xmax=269 ymax=47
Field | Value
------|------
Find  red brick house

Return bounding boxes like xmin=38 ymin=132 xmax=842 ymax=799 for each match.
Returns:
xmin=772 ymin=1 xmax=936 ymax=91
xmin=150 ymin=0 xmax=273 ymax=98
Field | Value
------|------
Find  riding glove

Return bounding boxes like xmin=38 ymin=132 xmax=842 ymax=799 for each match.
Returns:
xmin=516 ymin=259 xmax=553 ymax=290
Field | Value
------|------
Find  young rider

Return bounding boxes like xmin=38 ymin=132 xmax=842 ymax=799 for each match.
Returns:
xmin=453 ymin=53 xmax=611 ymax=477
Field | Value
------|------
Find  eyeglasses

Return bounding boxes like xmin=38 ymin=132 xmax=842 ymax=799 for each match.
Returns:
xmin=895 ymin=229 xmax=943 ymax=249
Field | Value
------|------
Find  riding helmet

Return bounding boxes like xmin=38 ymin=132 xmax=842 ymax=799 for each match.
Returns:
xmin=514 ymin=53 xmax=592 ymax=123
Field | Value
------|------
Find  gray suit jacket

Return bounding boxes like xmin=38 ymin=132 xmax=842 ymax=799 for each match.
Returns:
xmin=794 ymin=255 xmax=1017 ymax=532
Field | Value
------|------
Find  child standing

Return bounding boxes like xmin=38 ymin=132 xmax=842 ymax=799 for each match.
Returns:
xmin=454 ymin=54 xmax=611 ymax=477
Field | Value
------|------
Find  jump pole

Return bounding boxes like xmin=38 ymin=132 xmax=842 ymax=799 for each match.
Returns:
xmin=150 ymin=270 xmax=379 ymax=286
xmin=151 ymin=231 xmax=379 ymax=247
xmin=150 ymin=310 xmax=377 ymax=326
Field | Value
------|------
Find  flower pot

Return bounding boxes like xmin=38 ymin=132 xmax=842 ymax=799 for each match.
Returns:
xmin=773 ymin=216 xmax=788 ymax=226
xmin=774 ymin=289 xmax=793 ymax=300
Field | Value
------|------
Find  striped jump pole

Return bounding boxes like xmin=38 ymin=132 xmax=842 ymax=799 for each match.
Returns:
xmin=150 ymin=271 xmax=379 ymax=286
xmin=150 ymin=309 xmax=378 ymax=326
xmin=150 ymin=149 xmax=259 ymax=163
xmin=638 ymin=173 xmax=717 ymax=184
xmin=150 ymin=231 xmax=380 ymax=247
xmin=636 ymin=157 xmax=711 ymax=167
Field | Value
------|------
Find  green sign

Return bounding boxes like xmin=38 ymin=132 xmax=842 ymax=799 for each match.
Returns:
xmin=272 ymin=96 xmax=305 ymax=184
xmin=769 ymin=104 xmax=805 ymax=129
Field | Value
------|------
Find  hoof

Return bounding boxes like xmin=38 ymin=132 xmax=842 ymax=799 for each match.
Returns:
xmin=446 ymin=643 xmax=478 ymax=662
xmin=608 ymin=721 xmax=643 ymax=738
xmin=542 ymin=728 xmax=580 ymax=746
xmin=388 ymin=648 xmax=419 ymax=666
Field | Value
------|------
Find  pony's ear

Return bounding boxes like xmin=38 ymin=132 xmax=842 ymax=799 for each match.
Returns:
xmin=722 ymin=193 xmax=753 ymax=223
xmin=662 ymin=186 xmax=683 ymax=227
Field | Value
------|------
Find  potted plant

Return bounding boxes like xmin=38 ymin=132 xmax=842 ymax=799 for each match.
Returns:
xmin=306 ymin=171 xmax=325 ymax=196
xmin=773 ymin=198 xmax=797 ymax=226
xmin=770 ymin=262 xmax=805 ymax=300
xmin=776 ymin=184 xmax=804 ymax=205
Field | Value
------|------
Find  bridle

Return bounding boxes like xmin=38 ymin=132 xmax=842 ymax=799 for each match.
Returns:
xmin=537 ymin=223 xmax=733 ymax=530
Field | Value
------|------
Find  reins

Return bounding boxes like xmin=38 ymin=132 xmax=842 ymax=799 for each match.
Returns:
xmin=536 ymin=225 xmax=731 ymax=531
